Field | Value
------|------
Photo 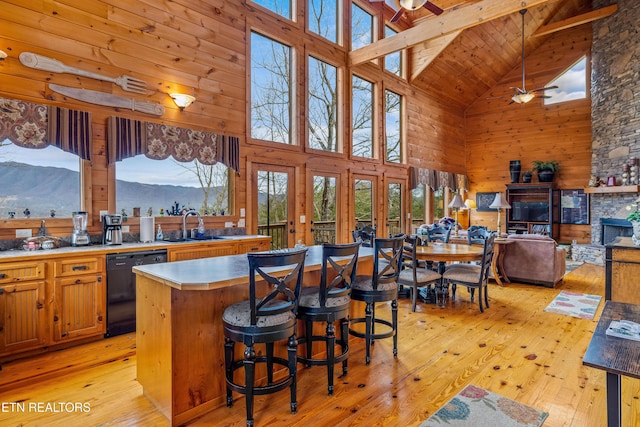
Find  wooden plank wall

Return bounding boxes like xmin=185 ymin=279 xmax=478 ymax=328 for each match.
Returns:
xmin=463 ymin=25 xmax=593 ymax=244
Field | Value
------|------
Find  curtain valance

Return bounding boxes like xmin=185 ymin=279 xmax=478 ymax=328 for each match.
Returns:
xmin=107 ymin=116 xmax=240 ymax=173
xmin=0 ymin=97 xmax=92 ymax=160
xmin=410 ymin=166 xmax=468 ymax=192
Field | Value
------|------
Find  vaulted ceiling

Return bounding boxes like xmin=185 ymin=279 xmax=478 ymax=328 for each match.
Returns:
xmin=364 ymin=0 xmax=603 ymax=110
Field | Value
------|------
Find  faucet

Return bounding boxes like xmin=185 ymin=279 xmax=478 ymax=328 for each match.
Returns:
xmin=182 ymin=209 xmax=201 ymax=239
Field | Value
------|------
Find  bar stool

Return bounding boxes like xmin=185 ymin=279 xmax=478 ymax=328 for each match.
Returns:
xmin=397 ymin=235 xmax=442 ymax=312
xmin=297 ymin=242 xmax=360 ymax=395
xmin=223 ymin=248 xmax=307 ymax=427
xmin=349 ymin=235 xmax=404 ymax=365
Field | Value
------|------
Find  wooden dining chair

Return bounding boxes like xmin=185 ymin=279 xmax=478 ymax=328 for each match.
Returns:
xmin=397 ymin=235 xmax=442 ymax=312
xmin=427 ymin=224 xmax=451 ymax=243
xmin=352 ymin=225 xmax=376 ymax=247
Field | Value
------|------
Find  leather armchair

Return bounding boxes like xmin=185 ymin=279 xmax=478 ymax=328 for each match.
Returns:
xmin=501 ymin=234 xmax=566 ymax=288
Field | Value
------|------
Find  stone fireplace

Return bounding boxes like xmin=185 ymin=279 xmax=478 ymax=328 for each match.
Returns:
xmin=582 ymin=0 xmax=640 ymax=263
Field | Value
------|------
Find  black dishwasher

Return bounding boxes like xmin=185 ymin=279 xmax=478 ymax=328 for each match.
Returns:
xmin=105 ymin=249 xmax=167 ymax=337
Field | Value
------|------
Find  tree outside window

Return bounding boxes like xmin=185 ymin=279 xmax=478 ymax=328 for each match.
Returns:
xmin=351 ymin=3 xmax=373 ymax=50
xmin=384 ymin=26 xmax=402 ymax=76
xmin=308 ymin=56 xmax=338 ymax=152
xmin=385 ymin=89 xmax=402 ymax=163
xmin=308 ymin=0 xmax=338 ymax=44
xmin=252 ymin=0 xmax=292 ymax=20
xmin=352 ymin=75 xmax=374 ymax=158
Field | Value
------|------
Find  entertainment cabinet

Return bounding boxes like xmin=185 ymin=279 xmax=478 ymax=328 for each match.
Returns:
xmin=506 ymin=184 xmax=559 ymax=239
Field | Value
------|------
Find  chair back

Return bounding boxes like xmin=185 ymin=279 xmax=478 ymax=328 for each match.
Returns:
xmin=372 ymin=235 xmax=405 ymax=290
xmin=247 ymin=248 xmax=307 ymax=326
xmin=400 ymin=234 xmax=420 ymax=278
xmin=318 ymin=242 xmax=361 ymax=307
xmin=478 ymin=233 xmax=497 ymax=283
xmin=352 ymin=225 xmax=376 ymax=247
xmin=427 ymin=225 xmax=451 ymax=243
xmin=467 ymin=226 xmax=491 ymax=245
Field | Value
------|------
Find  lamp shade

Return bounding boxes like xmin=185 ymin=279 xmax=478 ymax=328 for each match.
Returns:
xmin=511 ymin=92 xmax=535 ymax=104
xmin=399 ymin=0 xmax=427 ymax=10
xmin=448 ymin=194 xmax=465 ymax=209
xmin=489 ymin=192 xmax=511 ymax=210
xmin=464 ymin=199 xmax=476 ymax=209
xmin=170 ymin=93 xmax=196 ymax=110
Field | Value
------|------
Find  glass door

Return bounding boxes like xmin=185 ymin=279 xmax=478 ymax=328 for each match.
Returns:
xmin=310 ymin=174 xmax=338 ymax=244
xmin=387 ymin=181 xmax=402 ymax=236
xmin=253 ymin=165 xmax=295 ymax=249
xmin=352 ymin=174 xmax=378 ymax=233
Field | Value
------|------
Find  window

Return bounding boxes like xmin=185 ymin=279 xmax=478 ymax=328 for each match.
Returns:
xmin=385 ymin=89 xmax=402 ymax=163
xmin=354 ymin=178 xmax=374 ymax=227
xmin=544 ymin=56 xmax=588 ymax=105
xmin=312 ymin=175 xmax=337 ymax=244
xmin=384 ymin=26 xmax=402 ymax=76
xmin=411 ymin=184 xmax=448 ymax=226
xmin=352 ymin=75 xmax=374 ymax=158
xmin=116 ymin=157 xmax=230 ymax=217
xmin=251 ymin=0 xmax=292 ymax=20
xmin=308 ymin=0 xmax=338 ymax=44
xmin=0 ymin=141 xmax=80 ymax=218
xmin=351 ymin=3 xmax=374 ymax=50
xmin=387 ymin=182 xmax=402 ymax=235
xmin=308 ymin=56 xmax=338 ymax=152
xmin=250 ymin=31 xmax=293 ymax=144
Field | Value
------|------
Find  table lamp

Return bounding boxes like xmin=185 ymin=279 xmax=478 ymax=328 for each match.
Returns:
xmin=448 ymin=193 xmax=466 ymax=236
xmin=489 ymin=192 xmax=511 ymax=238
xmin=464 ymin=199 xmax=476 ymax=228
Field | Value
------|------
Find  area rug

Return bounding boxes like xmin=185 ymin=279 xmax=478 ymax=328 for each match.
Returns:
xmin=419 ymin=384 xmax=548 ymax=427
xmin=544 ymin=290 xmax=601 ymax=320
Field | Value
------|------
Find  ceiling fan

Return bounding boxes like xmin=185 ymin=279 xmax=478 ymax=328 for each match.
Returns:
xmin=509 ymin=9 xmax=558 ymax=104
xmin=371 ymin=0 xmax=443 ymax=23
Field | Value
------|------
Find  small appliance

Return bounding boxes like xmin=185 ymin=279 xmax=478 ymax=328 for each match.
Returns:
xmin=71 ymin=211 xmax=90 ymax=246
xmin=102 ymin=214 xmax=123 ymax=245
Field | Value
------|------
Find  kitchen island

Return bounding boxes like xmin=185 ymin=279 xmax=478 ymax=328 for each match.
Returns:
xmin=133 ymin=245 xmax=374 ymax=426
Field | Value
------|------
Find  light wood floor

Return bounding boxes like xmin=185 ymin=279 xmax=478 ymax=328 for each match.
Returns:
xmin=1 ymin=263 xmax=639 ymax=427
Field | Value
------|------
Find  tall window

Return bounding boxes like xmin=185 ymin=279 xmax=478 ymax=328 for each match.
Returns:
xmin=251 ymin=31 xmax=293 ymax=145
xmin=544 ymin=56 xmax=588 ymax=105
xmin=354 ymin=179 xmax=373 ymax=227
xmin=116 ymin=157 xmax=230 ymax=217
xmin=308 ymin=0 xmax=338 ymax=44
xmin=351 ymin=3 xmax=373 ymax=50
xmin=308 ymin=56 xmax=338 ymax=152
xmin=385 ymin=89 xmax=402 ymax=163
xmin=312 ymin=175 xmax=337 ymax=244
xmin=352 ymin=75 xmax=374 ymax=158
xmin=251 ymin=0 xmax=292 ymax=20
xmin=384 ymin=26 xmax=401 ymax=76
xmin=411 ymin=185 xmax=426 ymax=228
xmin=0 ymin=141 xmax=80 ymax=218
xmin=387 ymin=182 xmax=402 ymax=235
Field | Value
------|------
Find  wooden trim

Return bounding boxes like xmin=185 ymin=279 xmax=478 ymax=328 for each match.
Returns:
xmin=533 ymin=5 xmax=618 ymax=37
xmin=584 ymin=185 xmax=640 ymax=194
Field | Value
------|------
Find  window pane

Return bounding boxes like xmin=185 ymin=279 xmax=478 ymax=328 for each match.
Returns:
xmin=251 ymin=32 xmax=292 ymax=144
xmin=0 ymin=141 xmax=80 ymax=218
xmin=252 ymin=0 xmax=292 ymax=20
xmin=116 ymin=157 xmax=230 ymax=217
xmin=387 ymin=182 xmax=402 ymax=235
xmin=433 ymin=187 xmax=444 ymax=221
xmin=544 ymin=56 xmax=587 ymax=105
xmin=354 ymin=179 xmax=373 ymax=227
xmin=308 ymin=56 xmax=338 ymax=152
xmin=384 ymin=26 xmax=401 ymax=76
xmin=385 ymin=89 xmax=402 ymax=163
xmin=312 ymin=175 xmax=337 ymax=244
xmin=411 ymin=185 xmax=426 ymax=228
xmin=308 ymin=0 xmax=338 ymax=43
xmin=352 ymin=3 xmax=373 ymax=50
xmin=257 ymin=170 xmax=289 ymax=249
xmin=352 ymin=75 xmax=374 ymax=158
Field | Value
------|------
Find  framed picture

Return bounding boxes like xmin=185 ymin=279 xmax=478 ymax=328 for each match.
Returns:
xmin=476 ymin=192 xmax=497 ymax=212
xmin=560 ymin=189 xmax=589 ymax=224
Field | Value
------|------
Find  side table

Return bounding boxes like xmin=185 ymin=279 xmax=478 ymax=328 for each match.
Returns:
xmin=492 ymin=238 xmax=514 ymax=286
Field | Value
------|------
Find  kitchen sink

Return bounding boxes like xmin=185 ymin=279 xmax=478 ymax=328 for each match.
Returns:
xmin=162 ymin=236 xmax=227 ymax=243
xmin=188 ymin=235 xmax=227 ymax=241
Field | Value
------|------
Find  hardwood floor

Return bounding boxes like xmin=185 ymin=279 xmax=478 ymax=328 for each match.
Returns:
xmin=1 ymin=263 xmax=639 ymax=427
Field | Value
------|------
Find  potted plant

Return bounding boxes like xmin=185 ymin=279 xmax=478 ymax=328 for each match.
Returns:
xmin=627 ymin=210 xmax=640 ymax=245
xmin=532 ymin=160 xmax=559 ymax=182
xmin=522 ymin=170 xmax=533 ymax=183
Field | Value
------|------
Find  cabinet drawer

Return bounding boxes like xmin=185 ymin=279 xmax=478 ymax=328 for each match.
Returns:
xmin=238 ymin=241 xmax=270 ymax=253
xmin=0 ymin=261 xmax=46 ymax=284
xmin=610 ymin=247 xmax=640 ymax=263
xmin=54 ymin=257 xmax=102 ymax=277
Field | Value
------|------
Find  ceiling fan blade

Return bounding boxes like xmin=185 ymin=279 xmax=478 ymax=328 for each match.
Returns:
xmin=424 ymin=1 xmax=444 ymax=15
xmin=531 ymin=85 xmax=559 ymax=92
xmin=390 ymin=8 xmax=405 ymax=23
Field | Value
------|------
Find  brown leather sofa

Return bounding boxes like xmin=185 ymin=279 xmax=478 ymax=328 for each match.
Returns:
xmin=501 ymin=234 xmax=567 ymax=288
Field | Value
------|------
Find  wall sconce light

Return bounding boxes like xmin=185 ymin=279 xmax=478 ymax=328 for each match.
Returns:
xmin=0 ymin=50 xmax=7 ymax=61
xmin=169 ymin=93 xmax=196 ymax=111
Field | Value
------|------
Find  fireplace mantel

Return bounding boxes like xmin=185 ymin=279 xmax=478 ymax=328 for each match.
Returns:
xmin=584 ymin=185 xmax=640 ymax=194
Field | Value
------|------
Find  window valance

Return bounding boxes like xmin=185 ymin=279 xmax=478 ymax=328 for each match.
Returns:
xmin=0 ymin=97 xmax=92 ymax=160
xmin=410 ymin=166 xmax=468 ymax=192
xmin=107 ymin=116 xmax=240 ymax=173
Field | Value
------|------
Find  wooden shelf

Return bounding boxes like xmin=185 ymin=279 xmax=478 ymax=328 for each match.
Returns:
xmin=584 ymin=185 xmax=640 ymax=194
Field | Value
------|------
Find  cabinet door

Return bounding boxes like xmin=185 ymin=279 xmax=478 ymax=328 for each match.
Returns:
xmin=238 ymin=239 xmax=270 ymax=253
xmin=53 ymin=274 xmax=105 ymax=341
xmin=169 ymin=243 xmax=237 ymax=262
xmin=0 ymin=281 xmax=47 ymax=355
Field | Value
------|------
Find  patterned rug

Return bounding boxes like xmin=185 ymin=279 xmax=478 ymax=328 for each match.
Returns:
xmin=419 ymin=384 xmax=548 ymax=427
xmin=544 ymin=290 xmax=601 ymax=320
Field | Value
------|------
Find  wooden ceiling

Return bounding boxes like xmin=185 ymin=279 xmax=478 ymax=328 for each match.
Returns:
xmin=365 ymin=0 xmax=598 ymax=110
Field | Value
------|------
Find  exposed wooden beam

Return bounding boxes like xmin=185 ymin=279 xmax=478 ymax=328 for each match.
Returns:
xmin=409 ymin=31 xmax=461 ymax=82
xmin=349 ymin=0 xmax=556 ymax=66
xmin=532 ymin=4 xmax=618 ymax=37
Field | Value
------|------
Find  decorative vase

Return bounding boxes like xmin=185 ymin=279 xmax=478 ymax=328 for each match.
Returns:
xmin=509 ymin=160 xmax=521 ymax=183
xmin=632 ymin=221 xmax=640 ymax=246
xmin=522 ymin=173 xmax=532 ymax=183
xmin=537 ymin=170 xmax=554 ymax=182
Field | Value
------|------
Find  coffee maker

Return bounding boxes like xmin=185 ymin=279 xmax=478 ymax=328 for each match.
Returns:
xmin=71 ymin=211 xmax=90 ymax=246
xmin=102 ymin=214 xmax=123 ymax=245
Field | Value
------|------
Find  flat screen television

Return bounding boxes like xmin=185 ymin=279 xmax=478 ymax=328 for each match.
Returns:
xmin=510 ymin=201 xmax=549 ymax=222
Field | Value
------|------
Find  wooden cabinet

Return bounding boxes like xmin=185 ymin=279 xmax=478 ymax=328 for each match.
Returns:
xmin=606 ymin=237 xmax=640 ymax=305
xmin=506 ymin=184 xmax=559 ymax=239
xmin=53 ymin=274 xmax=105 ymax=341
xmin=238 ymin=238 xmax=270 ymax=253
xmin=0 ymin=261 xmax=47 ymax=355
xmin=168 ymin=243 xmax=237 ymax=262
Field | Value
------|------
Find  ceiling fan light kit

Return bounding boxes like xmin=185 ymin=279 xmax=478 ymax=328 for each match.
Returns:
xmin=399 ymin=0 xmax=427 ymax=10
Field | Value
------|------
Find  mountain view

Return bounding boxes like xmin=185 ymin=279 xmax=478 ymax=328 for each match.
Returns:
xmin=0 ymin=161 xmax=221 ymax=218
